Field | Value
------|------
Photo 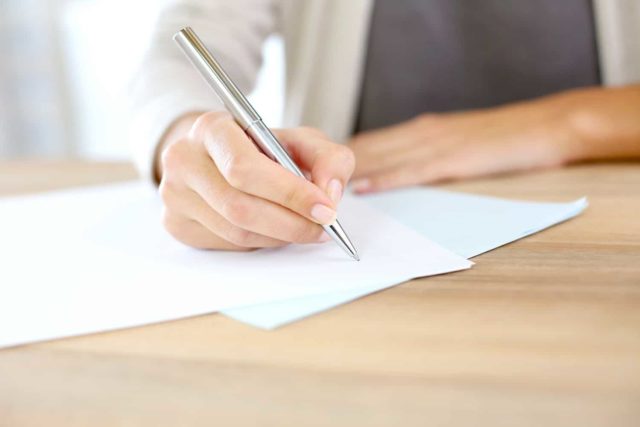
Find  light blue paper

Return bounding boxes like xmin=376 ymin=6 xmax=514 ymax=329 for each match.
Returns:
xmin=223 ymin=188 xmax=588 ymax=329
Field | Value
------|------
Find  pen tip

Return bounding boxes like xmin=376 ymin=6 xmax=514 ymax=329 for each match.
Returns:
xmin=353 ymin=252 xmax=361 ymax=262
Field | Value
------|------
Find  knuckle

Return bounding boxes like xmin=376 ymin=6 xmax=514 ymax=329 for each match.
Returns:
xmin=337 ymin=145 xmax=356 ymax=171
xmin=225 ymin=227 xmax=254 ymax=247
xmin=281 ymin=184 xmax=302 ymax=209
xmin=191 ymin=111 xmax=232 ymax=138
xmin=161 ymin=211 xmax=203 ymax=248
xmin=161 ymin=140 xmax=187 ymax=172
xmin=291 ymin=223 xmax=323 ymax=243
xmin=158 ymin=180 xmax=172 ymax=204
xmin=161 ymin=209 xmax=183 ymax=237
xmin=221 ymin=195 xmax=253 ymax=226
xmin=221 ymin=154 xmax=250 ymax=188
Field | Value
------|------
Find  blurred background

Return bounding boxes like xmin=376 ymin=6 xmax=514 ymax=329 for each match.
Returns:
xmin=0 ymin=0 xmax=284 ymax=161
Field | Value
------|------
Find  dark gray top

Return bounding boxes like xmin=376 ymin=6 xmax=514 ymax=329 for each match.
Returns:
xmin=354 ymin=0 xmax=601 ymax=133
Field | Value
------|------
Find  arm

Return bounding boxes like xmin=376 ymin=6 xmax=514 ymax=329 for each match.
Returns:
xmin=128 ymin=0 xmax=280 ymax=182
xmin=568 ymin=85 xmax=640 ymax=161
xmin=130 ymin=1 xmax=355 ymax=251
xmin=157 ymin=112 xmax=354 ymax=250
xmin=348 ymin=85 xmax=640 ymax=193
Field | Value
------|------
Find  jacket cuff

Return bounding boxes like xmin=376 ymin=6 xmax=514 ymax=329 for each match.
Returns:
xmin=128 ymin=91 xmax=222 ymax=184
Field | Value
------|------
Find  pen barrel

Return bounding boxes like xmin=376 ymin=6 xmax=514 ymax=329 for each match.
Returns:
xmin=245 ymin=121 xmax=305 ymax=178
xmin=173 ymin=27 xmax=359 ymax=260
xmin=175 ymin=27 xmax=303 ymax=179
xmin=174 ymin=27 xmax=260 ymax=129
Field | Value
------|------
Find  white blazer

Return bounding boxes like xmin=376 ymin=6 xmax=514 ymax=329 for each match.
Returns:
xmin=129 ymin=0 xmax=640 ymax=180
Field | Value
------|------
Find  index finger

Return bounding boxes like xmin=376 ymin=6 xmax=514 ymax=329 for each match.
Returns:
xmin=274 ymin=127 xmax=356 ymax=204
xmin=193 ymin=113 xmax=338 ymax=225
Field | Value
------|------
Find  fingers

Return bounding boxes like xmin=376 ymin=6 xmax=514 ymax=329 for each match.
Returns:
xmin=348 ymin=115 xmax=469 ymax=192
xmin=350 ymin=149 xmax=500 ymax=193
xmin=160 ymin=181 xmax=287 ymax=249
xmin=275 ymin=127 xmax=355 ymax=204
xmin=162 ymin=135 xmax=326 ymax=244
xmin=193 ymin=114 xmax=339 ymax=224
xmin=349 ymin=119 xmax=434 ymax=178
xmin=161 ymin=211 xmax=248 ymax=251
xmin=188 ymin=167 xmax=326 ymax=244
xmin=350 ymin=162 xmax=450 ymax=193
xmin=351 ymin=138 xmax=431 ymax=179
xmin=159 ymin=111 xmax=355 ymax=251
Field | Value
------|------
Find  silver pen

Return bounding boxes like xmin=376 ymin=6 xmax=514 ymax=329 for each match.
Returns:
xmin=174 ymin=27 xmax=360 ymax=261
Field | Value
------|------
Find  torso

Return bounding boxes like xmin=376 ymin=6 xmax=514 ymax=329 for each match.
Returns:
xmin=354 ymin=0 xmax=601 ymax=133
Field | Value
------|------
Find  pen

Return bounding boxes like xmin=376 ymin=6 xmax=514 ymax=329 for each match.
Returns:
xmin=174 ymin=27 xmax=360 ymax=261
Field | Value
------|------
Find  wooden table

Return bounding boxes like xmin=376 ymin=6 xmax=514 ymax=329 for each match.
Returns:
xmin=0 ymin=161 xmax=638 ymax=427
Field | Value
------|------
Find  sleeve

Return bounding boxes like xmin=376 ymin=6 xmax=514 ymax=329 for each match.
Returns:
xmin=127 ymin=0 xmax=280 ymax=182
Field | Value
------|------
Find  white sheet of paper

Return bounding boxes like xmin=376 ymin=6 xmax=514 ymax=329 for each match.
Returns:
xmin=223 ymin=188 xmax=587 ymax=329
xmin=0 ymin=183 xmax=471 ymax=348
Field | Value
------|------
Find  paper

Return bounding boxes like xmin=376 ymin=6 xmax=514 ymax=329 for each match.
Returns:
xmin=223 ymin=188 xmax=587 ymax=329
xmin=0 ymin=182 xmax=471 ymax=348
xmin=365 ymin=188 xmax=588 ymax=258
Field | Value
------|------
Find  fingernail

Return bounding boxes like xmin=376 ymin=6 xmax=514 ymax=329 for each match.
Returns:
xmin=311 ymin=204 xmax=337 ymax=225
xmin=351 ymin=178 xmax=371 ymax=193
xmin=327 ymin=179 xmax=343 ymax=204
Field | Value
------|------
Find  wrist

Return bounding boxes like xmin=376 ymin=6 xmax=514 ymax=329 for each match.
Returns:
xmin=535 ymin=87 xmax=609 ymax=165
xmin=559 ymin=85 xmax=640 ymax=162
xmin=559 ymin=88 xmax=606 ymax=163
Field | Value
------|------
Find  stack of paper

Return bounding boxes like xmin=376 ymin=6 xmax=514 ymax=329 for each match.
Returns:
xmin=0 ymin=183 xmax=471 ymax=348
xmin=0 ymin=182 xmax=586 ymax=346
xmin=223 ymin=188 xmax=587 ymax=328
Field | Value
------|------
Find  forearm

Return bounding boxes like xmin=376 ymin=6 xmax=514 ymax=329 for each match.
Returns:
xmin=129 ymin=0 xmax=279 ymax=183
xmin=563 ymin=84 xmax=640 ymax=162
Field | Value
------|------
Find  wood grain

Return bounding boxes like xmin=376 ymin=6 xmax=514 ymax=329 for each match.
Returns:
xmin=0 ymin=161 xmax=638 ymax=427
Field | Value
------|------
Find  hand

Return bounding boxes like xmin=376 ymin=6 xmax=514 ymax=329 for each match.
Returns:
xmin=157 ymin=111 xmax=355 ymax=250
xmin=348 ymin=93 xmax=585 ymax=193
